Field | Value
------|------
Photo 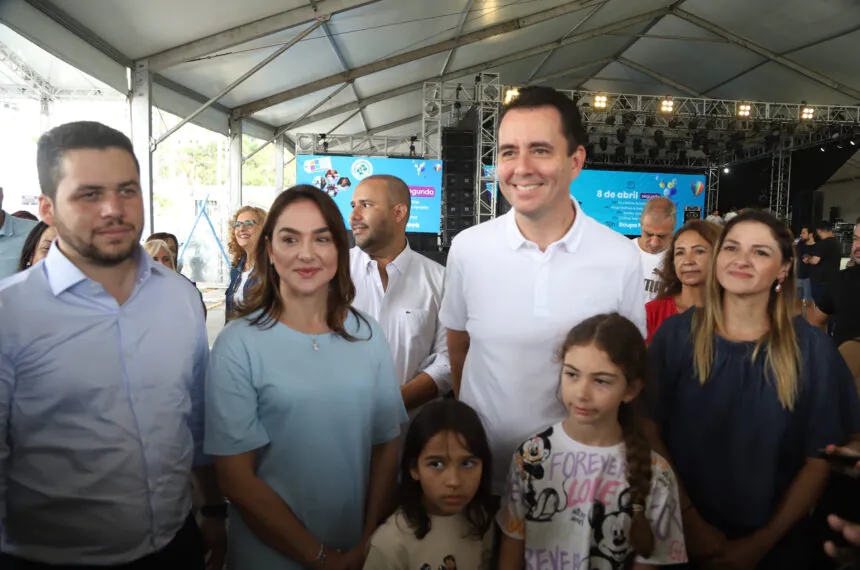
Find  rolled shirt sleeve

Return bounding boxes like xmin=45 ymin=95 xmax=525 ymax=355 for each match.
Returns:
xmin=439 ymin=237 xmax=468 ymax=332
xmin=418 ymin=312 xmax=452 ymax=394
xmin=371 ymin=321 xmax=408 ymax=445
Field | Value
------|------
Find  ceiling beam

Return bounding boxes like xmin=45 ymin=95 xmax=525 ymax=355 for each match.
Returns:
xmin=320 ymin=19 xmax=370 ymax=134
xmin=233 ymin=0 xmax=602 ymax=118
xmin=616 ymin=56 xmax=703 ymax=97
xmin=526 ymin=56 xmax=614 ymax=86
xmin=363 ymin=114 xmax=422 ymax=136
xmin=524 ymin=0 xmax=607 ymax=84
xmin=278 ymin=8 xmax=668 ymax=131
xmin=703 ymin=23 xmax=860 ymax=95
xmin=673 ymin=8 xmax=860 ymax=101
xmin=439 ymin=0 xmax=475 ymax=77
xmin=143 ymin=0 xmax=382 ymax=72
xmin=573 ymin=0 xmax=683 ymax=90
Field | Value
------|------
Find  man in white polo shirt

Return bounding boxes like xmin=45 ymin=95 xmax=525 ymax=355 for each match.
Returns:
xmin=440 ymin=86 xmax=645 ymax=495
xmin=349 ymin=174 xmax=451 ymax=416
xmin=635 ymin=197 xmax=677 ymax=302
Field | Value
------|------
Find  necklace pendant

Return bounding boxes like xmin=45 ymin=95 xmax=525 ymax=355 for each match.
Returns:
xmin=313 ymin=339 xmax=320 ymax=351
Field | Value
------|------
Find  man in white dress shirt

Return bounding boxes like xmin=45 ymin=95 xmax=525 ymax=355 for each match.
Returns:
xmin=349 ymin=175 xmax=451 ymax=414
xmin=635 ymin=196 xmax=677 ymax=302
xmin=440 ymin=86 xmax=645 ymax=495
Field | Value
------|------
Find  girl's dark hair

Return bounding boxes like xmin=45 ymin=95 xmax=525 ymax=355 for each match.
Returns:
xmin=17 ymin=221 xmax=50 ymax=271
xmin=654 ymin=220 xmax=723 ymax=300
xmin=558 ymin=313 xmax=655 ymax=558
xmin=399 ymin=400 xmax=493 ymax=540
xmin=237 ymin=185 xmax=369 ymax=341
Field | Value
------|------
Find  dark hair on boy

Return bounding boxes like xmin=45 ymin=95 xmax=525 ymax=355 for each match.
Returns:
xmin=558 ymin=313 xmax=655 ymax=558
xmin=399 ymin=400 xmax=494 ymax=540
xmin=37 ymin=121 xmax=139 ymax=200
xmin=498 ymin=86 xmax=587 ymax=156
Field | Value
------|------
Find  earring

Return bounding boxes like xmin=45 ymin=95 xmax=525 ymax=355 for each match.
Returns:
xmin=775 ymin=282 xmax=783 ymax=294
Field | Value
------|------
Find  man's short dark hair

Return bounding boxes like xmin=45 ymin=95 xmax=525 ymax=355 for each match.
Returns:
xmin=37 ymin=121 xmax=139 ymax=200
xmin=498 ymin=86 xmax=587 ymax=156
xmin=815 ymin=220 xmax=833 ymax=234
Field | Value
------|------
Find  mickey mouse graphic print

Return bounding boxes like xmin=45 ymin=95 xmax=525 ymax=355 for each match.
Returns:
xmin=498 ymin=424 xmax=687 ymax=569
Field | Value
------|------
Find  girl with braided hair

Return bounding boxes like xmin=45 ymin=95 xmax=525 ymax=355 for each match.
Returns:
xmin=498 ymin=313 xmax=687 ymax=570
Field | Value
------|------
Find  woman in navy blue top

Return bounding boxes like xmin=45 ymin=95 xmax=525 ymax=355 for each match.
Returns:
xmin=646 ymin=210 xmax=860 ymax=570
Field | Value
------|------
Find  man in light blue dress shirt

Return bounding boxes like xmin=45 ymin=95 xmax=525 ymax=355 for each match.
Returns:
xmin=0 ymin=122 xmax=225 ymax=569
xmin=0 ymin=187 xmax=39 ymax=279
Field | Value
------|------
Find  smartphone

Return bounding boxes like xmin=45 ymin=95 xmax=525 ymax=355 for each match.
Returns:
xmin=819 ymin=448 xmax=860 ymax=467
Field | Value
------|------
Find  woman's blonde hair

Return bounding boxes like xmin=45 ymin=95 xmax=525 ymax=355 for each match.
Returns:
xmin=143 ymin=239 xmax=175 ymax=270
xmin=692 ymin=210 xmax=800 ymax=409
xmin=227 ymin=206 xmax=267 ymax=268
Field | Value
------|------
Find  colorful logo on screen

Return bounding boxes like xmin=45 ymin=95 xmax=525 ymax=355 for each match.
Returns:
xmin=692 ymin=180 xmax=705 ymax=196
xmin=351 ymin=159 xmax=373 ymax=180
xmin=303 ymin=157 xmax=333 ymax=174
xmin=655 ymin=175 xmax=678 ymax=197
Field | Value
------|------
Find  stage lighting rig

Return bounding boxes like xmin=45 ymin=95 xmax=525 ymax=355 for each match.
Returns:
xmin=599 ymin=137 xmax=608 ymax=151
xmin=660 ymin=97 xmax=674 ymax=113
xmin=654 ymin=130 xmax=666 ymax=149
xmin=801 ymin=104 xmax=815 ymax=120
xmin=504 ymin=88 xmax=520 ymax=104
xmin=616 ymin=128 xmax=627 ymax=144
xmin=593 ymin=94 xmax=608 ymax=109
xmin=738 ymin=104 xmax=751 ymax=117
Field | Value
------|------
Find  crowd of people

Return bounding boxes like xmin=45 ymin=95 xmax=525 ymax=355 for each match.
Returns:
xmin=0 ymin=85 xmax=859 ymax=570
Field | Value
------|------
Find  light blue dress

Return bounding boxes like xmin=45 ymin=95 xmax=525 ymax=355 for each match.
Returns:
xmin=204 ymin=309 xmax=407 ymax=570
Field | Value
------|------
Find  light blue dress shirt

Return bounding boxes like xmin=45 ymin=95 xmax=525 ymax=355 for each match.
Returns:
xmin=0 ymin=244 xmax=209 ymax=565
xmin=0 ymin=211 xmax=37 ymax=279
xmin=204 ymin=310 xmax=407 ymax=570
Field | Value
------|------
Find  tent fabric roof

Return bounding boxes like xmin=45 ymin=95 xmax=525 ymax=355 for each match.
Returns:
xmin=2 ymin=0 xmax=860 ymax=145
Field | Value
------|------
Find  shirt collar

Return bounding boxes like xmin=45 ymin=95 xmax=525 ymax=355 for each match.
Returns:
xmin=0 ymin=210 xmax=16 ymax=237
xmin=504 ymin=198 xmax=586 ymax=253
xmin=44 ymin=242 xmax=155 ymax=297
xmin=357 ymin=241 xmax=414 ymax=275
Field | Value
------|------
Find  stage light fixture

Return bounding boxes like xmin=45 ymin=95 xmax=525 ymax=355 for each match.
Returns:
xmin=738 ymin=104 xmax=751 ymax=117
xmin=678 ymin=150 xmax=687 ymax=161
xmin=851 ymin=140 xmax=857 ymax=146
xmin=648 ymin=148 xmax=659 ymax=159
xmin=605 ymin=115 xmax=616 ymax=126
xmin=633 ymin=138 xmax=643 ymax=154
xmin=724 ymin=167 xmax=730 ymax=174
xmin=594 ymin=94 xmax=608 ymax=109
xmin=668 ymin=118 xmax=680 ymax=129
xmin=614 ymin=145 xmax=626 ymax=159
xmin=504 ymin=88 xmax=520 ymax=105
xmin=616 ymin=128 xmax=627 ymax=144
xmin=660 ymin=97 xmax=674 ymax=113
xmin=645 ymin=116 xmax=656 ymax=128
xmin=801 ymin=106 xmax=815 ymax=120
xmin=599 ymin=137 xmax=608 ymax=151
xmin=654 ymin=130 xmax=666 ymax=149
xmin=820 ymin=146 xmax=826 ymax=152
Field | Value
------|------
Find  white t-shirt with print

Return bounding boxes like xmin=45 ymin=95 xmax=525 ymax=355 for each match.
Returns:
xmin=635 ymin=239 xmax=667 ymax=303
xmin=497 ymin=423 xmax=687 ymax=570
xmin=364 ymin=510 xmax=493 ymax=570
xmin=233 ymin=268 xmax=253 ymax=305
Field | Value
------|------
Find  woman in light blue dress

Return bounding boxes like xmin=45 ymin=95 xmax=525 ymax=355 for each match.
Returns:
xmin=205 ymin=185 xmax=407 ymax=570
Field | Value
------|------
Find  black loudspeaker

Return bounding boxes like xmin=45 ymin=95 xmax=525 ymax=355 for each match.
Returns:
xmin=684 ymin=206 xmax=702 ymax=221
xmin=442 ymin=128 xmax=477 ymax=240
xmin=408 ymin=233 xmax=439 ymax=253
xmin=829 ymin=206 xmax=842 ymax=223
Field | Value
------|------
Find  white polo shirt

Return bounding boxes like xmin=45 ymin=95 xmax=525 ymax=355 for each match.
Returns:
xmin=349 ymin=244 xmax=451 ymax=404
xmin=440 ymin=200 xmax=646 ymax=494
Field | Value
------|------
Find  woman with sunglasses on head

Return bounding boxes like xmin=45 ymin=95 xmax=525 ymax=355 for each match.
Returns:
xmin=644 ymin=210 xmax=860 ymax=569
xmin=226 ymin=206 xmax=266 ymax=322
xmin=204 ymin=185 xmax=407 ymax=570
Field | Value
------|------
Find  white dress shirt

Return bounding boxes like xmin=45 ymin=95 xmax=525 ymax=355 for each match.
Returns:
xmin=439 ymin=199 xmax=646 ymax=494
xmin=349 ymin=244 xmax=451 ymax=404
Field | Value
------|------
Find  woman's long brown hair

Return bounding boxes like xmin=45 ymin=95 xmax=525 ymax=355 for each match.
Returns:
xmin=236 ymin=185 xmax=369 ymax=341
xmin=692 ymin=210 xmax=800 ymax=409
xmin=654 ymin=220 xmax=723 ymax=301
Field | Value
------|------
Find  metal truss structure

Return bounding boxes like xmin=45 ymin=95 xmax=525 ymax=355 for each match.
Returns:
xmin=706 ymin=167 xmax=719 ymax=216
xmin=475 ymin=73 xmax=500 ymax=226
xmin=293 ymin=133 xmax=421 ymax=158
xmin=769 ymin=142 xmax=793 ymax=222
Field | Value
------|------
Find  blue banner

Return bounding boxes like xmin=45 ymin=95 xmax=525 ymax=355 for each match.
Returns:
xmin=571 ymin=170 xmax=706 ymax=234
xmin=296 ymin=155 xmax=443 ymax=234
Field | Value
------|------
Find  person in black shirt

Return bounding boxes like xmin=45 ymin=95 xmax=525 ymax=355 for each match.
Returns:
xmin=795 ymin=227 xmax=816 ymax=312
xmin=645 ymin=210 xmax=860 ymax=570
xmin=808 ymin=221 xmax=843 ymax=304
xmin=818 ymin=221 xmax=860 ymax=347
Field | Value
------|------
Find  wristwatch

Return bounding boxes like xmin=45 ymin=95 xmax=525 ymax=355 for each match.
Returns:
xmin=200 ymin=503 xmax=229 ymax=518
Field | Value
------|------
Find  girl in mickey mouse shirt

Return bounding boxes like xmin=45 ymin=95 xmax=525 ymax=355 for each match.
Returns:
xmin=498 ymin=313 xmax=687 ymax=570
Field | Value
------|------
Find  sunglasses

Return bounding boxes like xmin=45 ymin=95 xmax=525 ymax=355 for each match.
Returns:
xmin=232 ymin=220 xmax=258 ymax=229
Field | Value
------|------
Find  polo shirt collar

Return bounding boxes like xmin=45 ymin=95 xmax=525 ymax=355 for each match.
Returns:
xmin=45 ymin=242 xmax=154 ymax=296
xmin=504 ymin=198 xmax=586 ymax=253
xmin=357 ymin=240 xmax=414 ymax=275
xmin=0 ymin=210 xmax=15 ymax=237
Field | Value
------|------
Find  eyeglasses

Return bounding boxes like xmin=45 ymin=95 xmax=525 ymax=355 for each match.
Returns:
xmin=232 ymin=220 xmax=258 ymax=229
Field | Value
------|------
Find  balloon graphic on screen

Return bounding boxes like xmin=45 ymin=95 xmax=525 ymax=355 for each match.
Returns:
xmin=434 ymin=163 xmax=442 ymax=172
xmin=663 ymin=187 xmax=677 ymax=197
xmin=692 ymin=180 xmax=705 ymax=196
xmin=659 ymin=181 xmax=667 ymax=189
